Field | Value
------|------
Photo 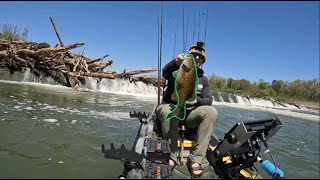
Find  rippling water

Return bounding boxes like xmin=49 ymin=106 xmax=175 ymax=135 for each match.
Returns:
xmin=0 ymin=81 xmax=319 ymax=179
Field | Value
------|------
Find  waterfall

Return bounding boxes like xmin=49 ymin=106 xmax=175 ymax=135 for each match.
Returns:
xmin=80 ymin=77 xmax=159 ymax=97
xmin=0 ymin=68 xmax=64 ymax=85
xmin=216 ymin=91 xmax=225 ymax=102
xmin=235 ymin=95 xmax=246 ymax=105
xmin=22 ymin=68 xmax=31 ymax=81
xmin=0 ymin=68 xmax=303 ymax=110
xmin=220 ymin=92 xmax=231 ymax=102
xmin=22 ymin=68 xmax=56 ymax=84
xmin=228 ymin=93 xmax=235 ymax=103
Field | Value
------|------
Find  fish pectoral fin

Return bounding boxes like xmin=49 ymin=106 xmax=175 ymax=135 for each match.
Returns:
xmin=165 ymin=107 xmax=184 ymax=121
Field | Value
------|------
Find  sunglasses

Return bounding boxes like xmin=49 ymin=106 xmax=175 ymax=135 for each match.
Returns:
xmin=190 ymin=53 xmax=205 ymax=61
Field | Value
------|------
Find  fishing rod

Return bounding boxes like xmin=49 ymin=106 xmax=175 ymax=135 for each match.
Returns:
xmin=182 ymin=2 xmax=192 ymax=53
xmin=196 ymin=5 xmax=209 ymax=45
xmin=172 ymin=13 xmax=178 ymax=59
xmin=192 ymin=5 xmax=197 ymax=44
xmin=157 ymin=1 xmax=163 ymax=106
xmin=197 ymin=6 xmax=201 ymax=42
xmin=203 ymin=8 xmax=208 ymax=47
xmin=194 ymin=6 xmax=209 ymax=47
xmin=185 ymin=6 xmax=190 ymax=51
xmin=183 ymin=3 xmax=185 ymax=53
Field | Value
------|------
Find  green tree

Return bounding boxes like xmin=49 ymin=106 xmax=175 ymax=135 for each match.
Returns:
xmin=238 ymin=79 xmax=252 ymax=90
xmin=292 ymin=79 xmax=302 ymax=96
xmin=271 ymin=80 xmax=285 ymax=95
xmin=215 ymin=76 xmax=226 ymax=90
xmin=226 ymin=78 xmax=234 ymax=89
xmin=208 ymin=74 xmax=226 ymax=90
xmin=257 ymin=79 xmax=269 ymax=90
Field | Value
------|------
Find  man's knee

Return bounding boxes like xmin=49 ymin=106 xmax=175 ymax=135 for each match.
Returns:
xmin=198 ymin=106 xmax=218 ymax=125
xmin=208 ymin=106 xmax=218 ymax=120
xmin=197 ymin=105 xmax=217 ymax=116
xmin=157 ymin=104 xmax=172 ymax=129
xmin=157 ymin=104 xmax=170 ymax=114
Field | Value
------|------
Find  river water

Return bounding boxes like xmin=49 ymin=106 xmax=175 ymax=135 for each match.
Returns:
xmin=0 ymin=80 xmax=319 ymax=179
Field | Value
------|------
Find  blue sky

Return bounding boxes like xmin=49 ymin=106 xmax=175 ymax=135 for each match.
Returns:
xmin=1 ymin=1 xmax=319 ymax=83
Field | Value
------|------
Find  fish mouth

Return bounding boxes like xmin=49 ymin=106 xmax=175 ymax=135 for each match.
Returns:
xmin=182 ymin=63 xmax=191 ymax=72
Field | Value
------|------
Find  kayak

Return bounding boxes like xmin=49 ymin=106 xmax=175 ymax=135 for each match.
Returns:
xmin=102 ymin=105 xmax=284 ymax=179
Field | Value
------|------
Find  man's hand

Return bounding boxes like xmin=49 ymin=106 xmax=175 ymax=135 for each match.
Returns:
xmin=186 ymin=99 xmax=198 ymax=108
xmin=175 ymin=54 xmax=184 ymax=67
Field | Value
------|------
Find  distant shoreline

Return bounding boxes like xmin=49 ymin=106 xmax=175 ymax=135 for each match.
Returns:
xmin=295 ymin=101 xmax=320 ymax=110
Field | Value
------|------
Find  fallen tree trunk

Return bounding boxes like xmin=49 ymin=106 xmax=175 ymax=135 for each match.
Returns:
xmin=87 ymin=54 xmax=109 ymax=64
xmin=0 ymin=39 xmax=160 ymax=90
xmin=130 ymin=75 xmax=166 ymax=87
xmin=115 ymin=68 xmax=158 ymax=78
xmin=61 ymin=70 xmax=116 ymax=79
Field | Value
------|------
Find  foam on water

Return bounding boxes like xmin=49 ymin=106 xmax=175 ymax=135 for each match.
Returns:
xmin=212 ymin=102 xmax=319 ymax=121
xmin=104 ymin=111 xmax=131 ymax=121
xmin=32 ymin=101 xmax=133 ymax=121
xmin=24 ymin=107 xmax=33 ymax=110
xmin=0 ymin=79 xmax=71 ymax=90
xmin=43 ymin=119 xmax=58 ymax=123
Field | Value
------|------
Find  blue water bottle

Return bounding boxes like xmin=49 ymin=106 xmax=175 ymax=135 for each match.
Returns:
xmin=257 ymin=157 xmax=284 ymax=179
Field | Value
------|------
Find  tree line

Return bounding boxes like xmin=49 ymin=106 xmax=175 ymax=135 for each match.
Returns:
xmin=208 ymin=74 xmax=319 ymax=103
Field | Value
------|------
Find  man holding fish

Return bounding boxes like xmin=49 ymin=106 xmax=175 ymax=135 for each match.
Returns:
xmin=156 ymin=42 xmax=218 ymax=177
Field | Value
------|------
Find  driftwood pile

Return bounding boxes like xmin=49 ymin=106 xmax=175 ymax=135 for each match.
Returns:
xmin=0 ymin=17 xmax=165 ymax=88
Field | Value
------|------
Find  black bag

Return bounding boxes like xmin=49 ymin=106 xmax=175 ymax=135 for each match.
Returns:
xmin=142 ymin=138 xmax=172 ymax=179
xmin=145 ymin=138 xmax=171 ymax=162
xmin=143 ymin=161 xmax=171 ymax=179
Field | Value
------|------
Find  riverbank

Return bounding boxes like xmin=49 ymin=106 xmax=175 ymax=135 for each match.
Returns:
xmin=295 ymin=100 xmax=320 ymax=110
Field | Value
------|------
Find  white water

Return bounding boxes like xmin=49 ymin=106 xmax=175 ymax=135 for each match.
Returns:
xmin=228 ymin=94 xmax=235 ymax=103
xmin=212 ymin=102 xmax=319 ymax=122
xmin=79 ymin=77 xmax=159 ymax=98
xmin=233 ymin=95 xmax=306 ymax=110
xmin=1 ymin=70 xmax=318 ymax=121
xmin=22 ymin=68 xmax=60 ymax=85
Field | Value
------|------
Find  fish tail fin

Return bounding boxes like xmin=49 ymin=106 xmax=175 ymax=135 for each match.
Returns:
xmin=165 ymin=107 xmax=185 ymax=121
